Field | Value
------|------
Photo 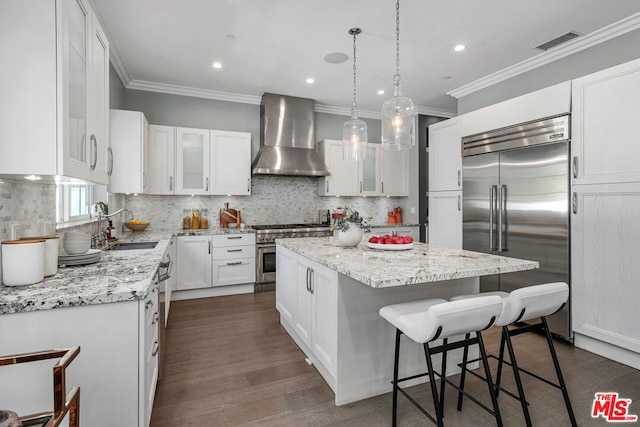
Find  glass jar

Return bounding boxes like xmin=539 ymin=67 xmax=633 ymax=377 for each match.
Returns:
xmin=200 ymin=209 xmax=209 ymax=229
xmin=192 ymin=209 xmax=201 ymax=229
xmin=182 ymin=209 xmax=191 ymax=229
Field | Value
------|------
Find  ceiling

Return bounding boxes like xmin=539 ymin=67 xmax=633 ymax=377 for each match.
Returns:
xmin=91 ymin=0 xmax=640 ymax=117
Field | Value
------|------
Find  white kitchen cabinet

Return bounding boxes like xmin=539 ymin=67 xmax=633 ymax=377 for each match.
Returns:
xmin=317 ymin=139 xmax=360 ymax=196
xmin=164 ymin=236 xmax=177 ymax=324
xmin=0 ymin=286 xmax=160 ymax=427
xmin=571 ymin=58 xmax=640 ymax=185
xmin=211 ymin=234 xmax=255 ymax=287
xmin=0 ymin=0 xmax=109 ymax=184
xmin=108 ymin=109 xmax=149 ymax=194
xmin=428 ymin=190 xmax=462 ymax=248
xmin=429 ymin=117 xmax=462 ymax=192
xmin=176 ymin=235 xmax=212 ymax=290
xmin=360 ymin=144 xmax=381 ymax=196
xmin=148 ymin=125 xmax=176 ymax=195
xmin=571 ymin=183 xmax=640 ymax=363
xmin=276 ymin=246 xmax=338 ymax=378
xmin=210 ymin=130 xmax=252 ymax=195
xmin=176 ymin=127 xmax=210 ymax=195
xmin=175 ymin=127 xmax=252 ymax=195
xmin=380 ymin=149 xmax=409 ymax=196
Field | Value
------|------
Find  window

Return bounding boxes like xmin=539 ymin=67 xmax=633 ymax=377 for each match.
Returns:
xmin=57 ymin=184 xmax=92 ymax=223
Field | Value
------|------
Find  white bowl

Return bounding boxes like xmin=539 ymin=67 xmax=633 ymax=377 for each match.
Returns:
xmin=65 ymin=231 xmax=90 ymax=240
xmin=63 ymin=240 xmax=90 ymax=255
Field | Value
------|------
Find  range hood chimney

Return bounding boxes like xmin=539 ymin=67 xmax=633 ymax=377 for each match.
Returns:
xmin=252 ymin=93 xmax=330 ymax=176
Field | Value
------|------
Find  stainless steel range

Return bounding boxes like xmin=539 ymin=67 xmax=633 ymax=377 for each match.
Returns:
xmin=253 ymin=223 xmax=332 ymax=292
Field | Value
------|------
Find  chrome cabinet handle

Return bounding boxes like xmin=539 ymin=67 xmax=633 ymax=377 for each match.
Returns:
xmin=227 ymin=248 xmax=242 ymax=252
xmin=457 ymin=170 xmax=461 ymax=187
xmin=247 ymin=178 xmax=250 ymax=193
xmin=360 ymin=181 xmax=363 ymax=193
xmin=90 ymin=135 xmax=98 ymax=170
xmin=142 ymin=172 xmax=146 ymax=190
xmin=205 ymin=177 xmax=209 ymax=192
xmin=152 ymin=341 xmax=159 ymax=357
xmin=306 ymin=267 xmax=310 ymax=292
xmin=572 ymin=192 xmax=577 ymax=214
xmin=309 ymin=268 xmax=314 ymax=294
xmin=381 ymin=181 xmax=384 ymax=194
xmin=457 ymin=194 xmax=461 ymax=211
xmin=572 ymin=156 xmax=578 ymax=179
xmin=208 ymin=240 xmax=211 ymax=254
xmin=326 ymin=180 xmax=329 ymax=193
xmin=499 ymin=184 xmax=508 ymax=252
xmin=226 ymin=261 xmax=242 ymax=266
xmin=226 ymin=236 xmax=242 ymax=239
xmin=107 ymin=146 xmax=113 ymax=176
xmin=490 ymin=185 xmax=498 ymax=251
xmin=169 ymin=176 xmax=173 ymax=191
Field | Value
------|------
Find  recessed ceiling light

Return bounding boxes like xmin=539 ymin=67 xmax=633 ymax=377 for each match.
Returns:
xmin=212 ymin=61 xmax=222 ymax=69
xmin=377 ymin=89 xmax=385 ymax=95
xmin=442 ymin=76 xmax=452 ymax=80
xmin=324 ymin=52 xmax=349 ymax=64
xmin=225 ymin=34 xmax=236 ymax=41
xmin=454 ymin=44 xmax=466 ymax=52
xmin=24 ymin=175 xmax=42 ymax=181
xmin=306 ymin=77 xmax=315 ymax=84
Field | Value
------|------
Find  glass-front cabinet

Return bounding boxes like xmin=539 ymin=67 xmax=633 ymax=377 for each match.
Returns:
xmin=176 ymin=128 xmax=210 ymax=195
xmin=360 ymin=145 xmax=380 ymax=196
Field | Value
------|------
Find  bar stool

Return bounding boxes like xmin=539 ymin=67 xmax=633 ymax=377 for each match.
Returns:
xmin=451 ymin=282 xmax=577 ymax=427
xmin=379 ymin=296 xmax=504 ymax=426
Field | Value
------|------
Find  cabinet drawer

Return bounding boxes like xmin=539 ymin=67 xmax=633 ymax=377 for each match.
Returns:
xmin=213 ymin=246 xmax=254 ymax=260
xmin=212 ymin=258 xmax=255 ymax=286
xmin=211 ymin=233 xmax=255 ymax=247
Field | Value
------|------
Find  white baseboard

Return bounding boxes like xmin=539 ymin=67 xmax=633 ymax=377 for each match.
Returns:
xmin=170 ymin=284 xmax=254 ymax=301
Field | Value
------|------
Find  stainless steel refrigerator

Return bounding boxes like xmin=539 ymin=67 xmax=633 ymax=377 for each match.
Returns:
xmin=462 ymin=115 xmax=571 ymax=340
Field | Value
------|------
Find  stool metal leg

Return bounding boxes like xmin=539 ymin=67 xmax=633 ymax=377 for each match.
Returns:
xmin=423 ymin=342 xmax=444 ymax=426
xmin=502 ymin=326 xmax=532 ymax=427
xmin=494 ymin=329 xmax=507 ymax=396
xmin=541 ymin=317 xmax=577 ymax=427
xmin=456 ymin=332 xmax=471 ymax=411
xmin=392 ymin=329 xmax=401 ymax=427
xmin=477 ymin=331 xmax=503 ymax=427
xmin=440 ymin=338 xmax=448 ymax=417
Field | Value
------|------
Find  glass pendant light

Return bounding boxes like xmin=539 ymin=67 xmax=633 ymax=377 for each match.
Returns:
xmin=381 ymin=0 xmax=415 ymax=151
xmin=343 ymin=28 xmax=368 ymax=161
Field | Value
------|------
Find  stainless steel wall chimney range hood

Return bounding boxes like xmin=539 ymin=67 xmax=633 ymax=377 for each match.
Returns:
xmin=251 ymin=93 xmax=330 ymax=176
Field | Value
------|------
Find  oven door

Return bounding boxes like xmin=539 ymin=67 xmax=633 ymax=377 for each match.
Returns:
xmin=256 ymin=244 xmax=276 ymax=285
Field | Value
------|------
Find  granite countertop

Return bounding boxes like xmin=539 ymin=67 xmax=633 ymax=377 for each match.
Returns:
xmin=277 ymin=237 xmax=539 ymax=289
xmin=0 ymin=227 xmax=256 ymax=315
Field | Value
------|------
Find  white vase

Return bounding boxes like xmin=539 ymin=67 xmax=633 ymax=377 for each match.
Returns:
xmin=338 ymin=225 xmax=362 ymax=247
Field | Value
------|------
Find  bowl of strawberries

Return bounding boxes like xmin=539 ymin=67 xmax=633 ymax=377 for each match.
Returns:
xmin=367 ymin=234 xmax=414 ymax=250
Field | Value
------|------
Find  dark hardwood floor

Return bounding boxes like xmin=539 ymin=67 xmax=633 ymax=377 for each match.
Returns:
xmin=150 ymin=292 xmax=640 ymax=426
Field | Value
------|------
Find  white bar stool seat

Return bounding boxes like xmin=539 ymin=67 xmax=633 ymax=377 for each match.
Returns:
xmin=379 ymin=296 xmax=505 ymax=426
xmin=450 ymin=282 xmax=576 ymax=427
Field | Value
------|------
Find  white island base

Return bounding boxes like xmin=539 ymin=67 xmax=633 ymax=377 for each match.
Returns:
xmin=276 ymin=238 xmax=540 ymax=406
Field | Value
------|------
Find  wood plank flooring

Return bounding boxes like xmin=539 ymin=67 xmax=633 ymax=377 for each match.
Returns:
xmin=151 ymin=292 xmax=640 ymax=426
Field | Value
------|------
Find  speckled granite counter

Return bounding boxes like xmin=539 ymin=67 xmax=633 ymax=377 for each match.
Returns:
xmin=277 ymin=237 xmax=538 ymax=288
xmin=0 ymin=227 xmax=256 ymax=315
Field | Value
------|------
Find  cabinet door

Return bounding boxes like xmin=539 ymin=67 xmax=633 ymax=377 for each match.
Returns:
xmin=572 ymin=59 xmax=640 ymax=185
xmin=360 ymin=144 xmax=380 ymax=196
xmin=429 ymin=117 xmax=462 ymax=192
xmin=108 ymin=109 xmax=146 ymax=194
xmin=212 ymin=258 xmax=255 ymax=287
xmin=381 ymin=149 xmax=409 ymax=196
xmin=175 ymin=127 xmax=210 ymax=195
xmin=165 ymin=237 xmax=177 ymax=324
xmin=148 ymin=125 xmax=176 ymax=195
xmin=317 ymin=140 xmax=360 ymax=196
xmin=429 ymin=190 xmax=462 ymax=248
xmin=571 ymin=183 xmax=640 ymax=353
xmin=295 ymin=263 xmax=313 ymax=348
xmin=61 ymin=0 xmax=91 ymax=180
xmin=87 ymin=14 xmax=109 ymax=184
xmin=209 ymin=130 xmax=252 ymax=195
xmin=311 ymin=263 xmax=337 ymax=377
xmin=276 ymin=247 xmax=298 ymax=325
xmin=176 ymin=236 xmax=212 ymax=290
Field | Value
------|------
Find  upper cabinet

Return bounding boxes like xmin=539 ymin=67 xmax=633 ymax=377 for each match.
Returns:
xmin=317 ymin=140 xmax=408 ymax=197
xmin=175 ymin=127 xmax=252 ymax=196
xmin=108 ymin=110 xmax=149 ymax=194
xmin=148 ymin=125 xmax=176 ymax=195
xmin=572 ymin=58 xmax=640 ymax=185
xmin=0 ymin=0 xmax=109 ymax=184
xmin=429 ymin=117 xmax=462 ymax=192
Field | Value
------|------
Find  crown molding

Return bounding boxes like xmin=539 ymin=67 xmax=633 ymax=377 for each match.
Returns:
xmin=448 ymin=12 xmax=640 ymax=99
xmin=109 ymin=46 xmax=133 ymax=86
xmin=127 ymin=80 xmax=263 ymax=105
xmin=314 ymin=104 xmax=381 ymax=119
xmin=416 ymin=106 xmax=457 ymax=118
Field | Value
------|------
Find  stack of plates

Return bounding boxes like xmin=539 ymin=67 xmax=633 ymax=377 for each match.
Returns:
xmin=58 ymin=249 xmax=102 ymax=266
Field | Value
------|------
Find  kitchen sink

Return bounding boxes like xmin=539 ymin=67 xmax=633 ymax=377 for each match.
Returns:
xmin=108 ymin=241 xmax=158 ymax=250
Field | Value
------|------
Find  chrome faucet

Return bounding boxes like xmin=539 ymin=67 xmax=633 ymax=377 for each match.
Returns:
xmin=102 ymin=208 xmax=134 ymax=221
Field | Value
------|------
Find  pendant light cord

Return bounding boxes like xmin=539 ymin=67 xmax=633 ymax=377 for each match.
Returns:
xmin=350 ymin=28 xmax=361 ymax=119
xmin=393 ymin=0 xmax=401 ymax=89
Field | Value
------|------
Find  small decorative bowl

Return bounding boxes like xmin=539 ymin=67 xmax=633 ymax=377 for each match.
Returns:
xmin=124 ymin=222 xmax=149 ymax=232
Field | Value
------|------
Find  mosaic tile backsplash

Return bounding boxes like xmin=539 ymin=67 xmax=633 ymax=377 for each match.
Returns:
xmin=0 ymin=180 xmax=57 ymax=241
xmin=123 ymin=176 xmax=410 ymax=230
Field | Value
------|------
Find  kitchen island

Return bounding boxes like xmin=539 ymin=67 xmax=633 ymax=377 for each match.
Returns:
xmin=275 ymin=237 xmax=539 ymax=405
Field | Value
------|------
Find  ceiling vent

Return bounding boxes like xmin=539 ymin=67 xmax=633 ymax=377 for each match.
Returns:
xmin=535 ymin=31 xmax=581 ymax=51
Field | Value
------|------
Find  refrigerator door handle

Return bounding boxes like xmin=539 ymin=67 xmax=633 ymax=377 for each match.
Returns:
xmin=489 ymin=185 xmax=498 ymax=251
xmin=499 ymin=184 xmax=508 ymax=252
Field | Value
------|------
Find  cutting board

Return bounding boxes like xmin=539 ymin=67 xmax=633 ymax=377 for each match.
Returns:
xmin=220 ymin=203 xmax=241 ymax=228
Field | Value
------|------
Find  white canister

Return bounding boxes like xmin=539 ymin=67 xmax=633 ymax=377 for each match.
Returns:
xmin=22 ymin=235 xmax=59 ymax=276
xmin=2 ymin=239 xmax=46 ymax=286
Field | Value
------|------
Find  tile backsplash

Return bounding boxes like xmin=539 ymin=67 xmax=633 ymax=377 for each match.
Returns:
xmin=0 ymin=179 xmax=57 ymax=241
xmin=123 ymin=175 xmax=410 ymax=230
